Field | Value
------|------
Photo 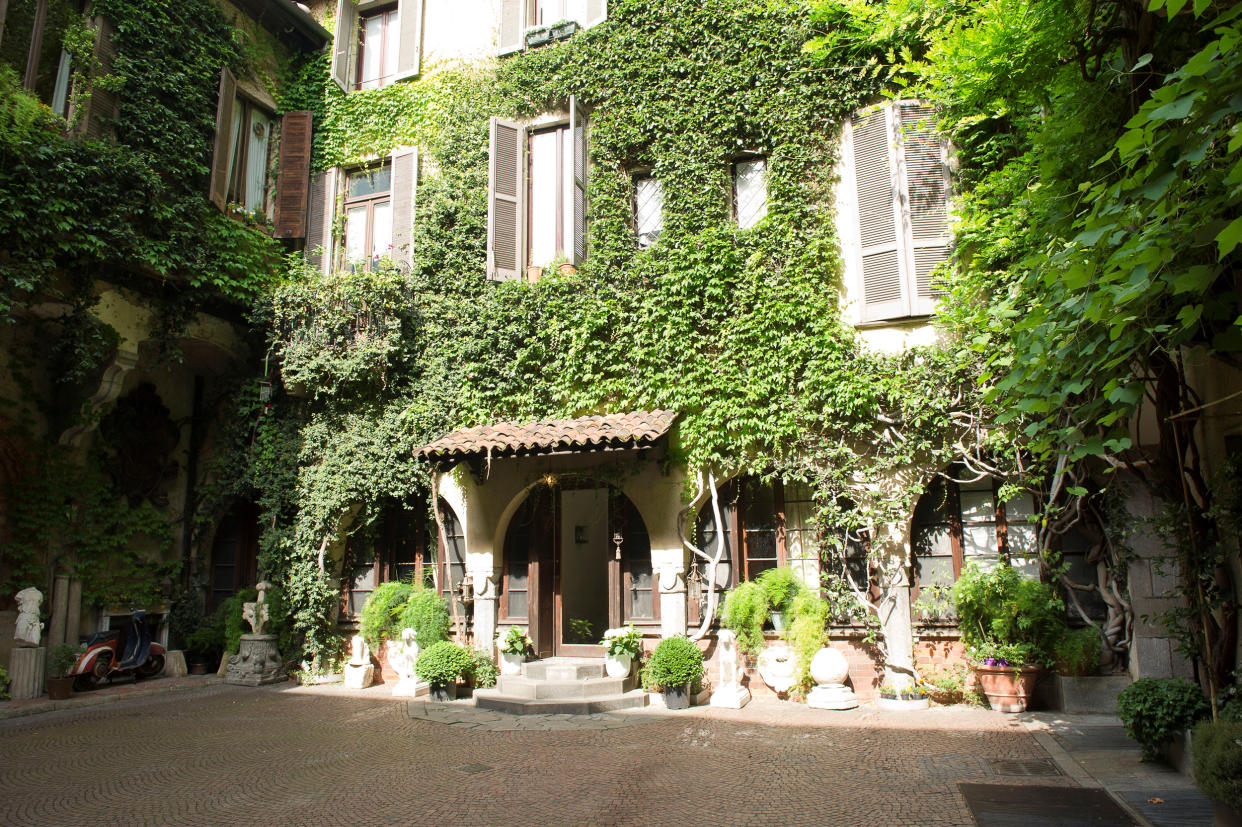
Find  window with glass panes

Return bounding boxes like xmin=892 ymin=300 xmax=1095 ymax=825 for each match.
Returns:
xmin=633 ymin=173 xmax=663 ymax=247
xmin=500 ymin=497 xmax=533 ymax=620
xmin=438 ymin=500 xmax=468 ymax=621
xmin=356 ymin=7 xmax=400 ymax=90
xmin=694 ymin=477 xmax=818 ymax=590
xmin=343 ymin=505 xmax=430 ymax=618
xmin=225 ymin=97 xmax=273 ymax=213
xmin=344 ymin=164 xmax=393 ymax=270
xmin=732 ymin=156 xmax=768 ymax=230
xmin=616 ymin=493 xmax=656 ymax=621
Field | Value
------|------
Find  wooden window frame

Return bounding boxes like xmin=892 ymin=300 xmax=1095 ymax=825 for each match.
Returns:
xmin=526 ymin=122 xmax=567 ymax=266
xmin=341 ymin=507 xmax=429 ymax=620
xmin=224 ymin=95 xmax=274 ymax=213
xmin=355 ymin=5 xmax=399 ymax=91
xmin=437 ymin=501 xmax=468 ymax=626
xmin=343 ymin=163 xmax=392 ymax=271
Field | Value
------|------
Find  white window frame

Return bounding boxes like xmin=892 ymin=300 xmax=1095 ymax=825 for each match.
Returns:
xmin=732 ymin=155 xmax=768 ymax=231
xmin=498 ymin=0 xmax=608 ymax=55
xmin=837 ymin=100 xmax=953 ymax=325
xmin=633 ymin=172 xmax=663 ymax=248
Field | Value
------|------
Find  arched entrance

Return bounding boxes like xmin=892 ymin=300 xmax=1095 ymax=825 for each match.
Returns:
xmin=499 ymin=482 xmax=651 ymax=658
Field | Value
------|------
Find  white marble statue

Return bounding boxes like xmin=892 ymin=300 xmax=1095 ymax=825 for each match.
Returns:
xmin=241 ymin=580 xmax=271 ymax=635
xmin=710 ymin=628 xmax=750 ymax=708
xmin=13 ymin=587 xmax=43 ymax=648
xmin=388 ymin=628 xmax=426 ymax=697
xmin=343 ymin=633 xmax=374 ymax=689
xmin=349 ymin=633 xmax=370 ymax=666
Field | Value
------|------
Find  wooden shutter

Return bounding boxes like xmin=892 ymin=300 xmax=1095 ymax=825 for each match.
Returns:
xmin=331 ymin=0 xmax=358 ymax=93
xmin=570 ymin=96 xmax=587 ymax=265
xmin=487 ymin=117 xmax=524 ymax=281
xmin=394 ymin=0 xmax=422 ymax=81
xmin=305 ymin=168 xmax=338 ymax=273
xmin=897 ymin=102 xmax=951 ymax=317
xmin=390 ymin=146 xmax=418 ymax=268
xmin=585 ymin=0 xmax=607 ymax=28
xmin=207 ymin=67 xmax=237 ymax=212
xmin=273 ymin=111 xmax=313 ymax=239
xmin=70 ymin=15 xmax=120 ymax=141
xmin=851 ymin=106 xmax=905 ymax=322
xmin=498 ymin=0 xmax=524 ymax=55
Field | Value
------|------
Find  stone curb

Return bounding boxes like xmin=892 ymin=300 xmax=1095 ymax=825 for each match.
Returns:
xmin=0 ymin=676 xmax=224 ymax=722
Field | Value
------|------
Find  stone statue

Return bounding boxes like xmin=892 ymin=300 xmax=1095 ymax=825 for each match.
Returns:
xmin=343 ymin=633 xmax=374 ymax=689
xmin=349 ymin=634 xmax=369 ymax=666
xmin=224 ymin=579 xmax=284 ymax=686
xmin=13 ymin=587 xmax=43 ymax=648
xmin=241 ymin=580 xmax=271 ymax=635
xmin=388 ymin=628 xmax=426 ymax=697
xmin=709 ymin=628 xmax=750 ymax=709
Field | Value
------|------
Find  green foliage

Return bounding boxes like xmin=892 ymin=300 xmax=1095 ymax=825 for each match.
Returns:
xmin=1117 ymin=677 xmax=1211 ymax=760
xmin=1054 ymin=627 xmax=1101 ymax=677
xmin=952 ymin=563 xmax=1067 ymax=667
xmin=397 ymin=587 xmax=451 ymax=648
xmin=414 ymin=640 xmax=473 ymax=685
xmin=757 ymin=567 xmax=803 ymax=615
xmin=1193 ymin=719 xmax=1242 ymax=808
xmin=601 ymin=625 xmax=643 ymax=658
xmin=721 ymin=580 xmax=769 ymax=657
xmin=0 ymin=664 xmax=9 ymax=700
xmin=468 ymin=649 xmax=498 ymax=688
xmin=48 ymin=643 xmax=83 ymax=679
xmin=786 ymin=589 xmax=831 ymax=693
xmin=498 ymin=626 xmax=534 ymax=656
xmin=641 ymin=635 xmax=705 ymax=692
xmin=358 ymin=581 xmax=413 ymax=648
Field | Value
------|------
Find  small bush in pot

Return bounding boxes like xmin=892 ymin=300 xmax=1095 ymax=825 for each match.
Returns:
xmin=498 ymin=626 xmax=533 ymax=656
xmin=721 ymin=580 xmax=768 ymax=657
xmin=467 ymin=648 xmax=498 ymax=689
xmin=1191 ymin=720 xmax=1242 ymax=815
xmin=642 ymin=636 xmax=704 ymax=708
xmin=415 ymin=640 xmax=473 ymax=700
xmin=47 ymin=643 xmax=83 ymax=700
xmin=1116 ymin=678 xmax=1211 ymax=760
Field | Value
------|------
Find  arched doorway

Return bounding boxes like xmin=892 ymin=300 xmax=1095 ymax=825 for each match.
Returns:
xmin=498 ymin=483 xmax=651 ymax=658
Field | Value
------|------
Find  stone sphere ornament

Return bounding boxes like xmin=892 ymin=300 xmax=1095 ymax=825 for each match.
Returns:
xmin=805 ymin=646 xmax=858 ymax=710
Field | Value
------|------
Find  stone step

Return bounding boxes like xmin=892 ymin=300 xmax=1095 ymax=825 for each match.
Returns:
xmin=496 ymin=674 xmax=635 ymax=699
xmin=521 ymin=657 xmax=606 ymax=681
xmin=473 ymin=688 xmax=649 ymax=715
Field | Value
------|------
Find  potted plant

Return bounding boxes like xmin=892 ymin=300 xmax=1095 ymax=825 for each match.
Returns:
xmin=641 ymin=635 xmax=704 ymax=710
xmin=951 ymin=562 xmax=1067 ymax=712
xmin=757 ymin=567 xmax=802 ymax=631
xmin=496 ymin=627 xmax=533 ymax=675
xmin=721 ymin=580 xmax=768 ymax=657
xmin=467 ymin=648 xmax=498 ymax=690
xmin=47 ymin=643 xmax=83 ymax=700
xmin=414 ymin=640 xmax=473 ymax=701
xmin=601 ymin=625 xmax=643 ymax=677
xmin=1191 ymin=719 xmax=1242 ymax=826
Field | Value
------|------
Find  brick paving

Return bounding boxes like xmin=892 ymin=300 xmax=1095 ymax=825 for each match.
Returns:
xmin=0 ymin=683 xmax=1078 ymax=826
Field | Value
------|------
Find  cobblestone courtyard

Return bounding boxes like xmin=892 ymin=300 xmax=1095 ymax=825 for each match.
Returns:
xmin=0 ymin=683 xmax=1088 ymax=826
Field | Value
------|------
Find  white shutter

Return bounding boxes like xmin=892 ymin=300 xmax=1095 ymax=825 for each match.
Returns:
xmin=488 ymin=117 xmax=525 ymax=281
xmin=331 ymin=0 xmax=358 ymax=93
xmin=390 ymin=146 xmax=418 ymax=269
xmin=570 ymin=95 xmax=587 ymax=265
xmin=851 ymin=106 xmax=906 ymax=322
xmin=394 ymin=0 xmax=422 ymax=81
xmin=498 ymin=0 xmax=525 ymax=55
xmin=584 ymin=0 xmax=607 ymax=27
xmin=897 ymin=102 xmax=951 ymax=316
xmin=306 ymin=168 xmax=339 ymax=273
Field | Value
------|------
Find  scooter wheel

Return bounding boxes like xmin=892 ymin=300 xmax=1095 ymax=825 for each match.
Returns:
xmin=137 ymin=654 xmax=165 ymax=679
xmin=75 ymin=655 xmax=112 ymax=691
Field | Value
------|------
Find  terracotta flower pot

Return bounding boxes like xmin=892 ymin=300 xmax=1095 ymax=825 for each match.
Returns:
xmin=974 ymin=663 xmax=1041 ymax=713
xmin=46 ymin=676 xmax=74 ymax=700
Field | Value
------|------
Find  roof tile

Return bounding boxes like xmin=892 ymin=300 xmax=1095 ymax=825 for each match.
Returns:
xmin=417 ymin=410 xmax=677 ymax=460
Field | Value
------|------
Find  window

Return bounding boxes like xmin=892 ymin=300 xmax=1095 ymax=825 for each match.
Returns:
xmin=694 ymin=478 xmax=818 ymax=585
xmin=344 ymin=164 xmax=393 ymax=270
xmin=225 ymin=98 xmax=274 ymax=213
xmin=343 ymin=505 xmax=431 ymax=619
xmin=839 ymin=100 xmax=952 ymax=323
xmin=438 ymin=500 xmax=469 ymax=623
xmin=634 ymin=173 xmax=663 ymax=247
xmin=487 ymin=99 xmax=588 ymax=280
xmin=615 ymin=492 xmax=656 ymax=622
xmin=498 ymin=0 xmax=608 ymax=54
xmin=331 ymin=0 xmax=422 ymax=94
xmin=911 ymin=471 xmax=1040 ymax=604
xmin=733 ymin=156 xmax=768 ymax=230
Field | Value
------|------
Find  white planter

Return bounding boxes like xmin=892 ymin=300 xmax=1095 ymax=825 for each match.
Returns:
xmin=499 ymin=651 xmax=524 ymax=676
xmin=605 ymin=653 xmax=632 ymax=678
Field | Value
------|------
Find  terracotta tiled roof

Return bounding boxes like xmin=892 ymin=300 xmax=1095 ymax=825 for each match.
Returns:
xmin=417 ymin=410 xmax=678 ymax=461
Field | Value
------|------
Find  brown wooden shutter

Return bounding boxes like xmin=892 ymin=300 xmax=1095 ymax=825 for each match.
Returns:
xmin=273 ymin=111 xmax=313 ymax=239
xmin=331 ymin=0 xmax=358 ymax=93
xmin=207 ymin=67 xmax=237 ymax=212
xmin=498 ymin=0 xmax=524 ymax=55
xmin=897 ymin=102 xmax=951 ymax=317
xmin=70 ymin=15 xmax=120 ymax=141
xmin=394 ymin=0 xmax=422 ymax=81
xmin=585 ymin=0 xmax=607 ymax=27
xmin=851 ymin=106 xmax=905 ymax=322
xmin=487 ymin=117 xmax=524 ymax=281
xmin=390 ymin=146 xmax=417 ymax=268
xmin=305 ymin=168 xmax=338 ymax=273
xmin=570 ymin=96 xmax=587 ymax=266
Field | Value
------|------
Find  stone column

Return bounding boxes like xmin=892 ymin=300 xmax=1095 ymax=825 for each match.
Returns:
xmin=471 ymin=569 xmax=498 ymax=655
xmin=9 ymin=647 xmax=46 ymax=700
xmin=65 ymin=578 xmax=83 ymax=646
xmin=880 ymin=535 xmax=916 ymax=692
xmin=47 ymin=574 xmax=69 ymax=649
xmin=657 ymin=567 xmax=686 ymax=638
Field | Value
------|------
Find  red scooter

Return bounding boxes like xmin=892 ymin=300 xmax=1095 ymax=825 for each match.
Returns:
xmin=71 ymin=609 xmax=166 ymax=690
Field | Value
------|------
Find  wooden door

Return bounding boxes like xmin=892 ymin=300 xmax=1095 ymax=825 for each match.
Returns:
xmin=528 ymin=488 xmax=558 ymax=658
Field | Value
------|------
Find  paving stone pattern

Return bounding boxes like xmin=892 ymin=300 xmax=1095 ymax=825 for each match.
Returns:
xmin=0 ymin=684 xmax=1076 ymax=826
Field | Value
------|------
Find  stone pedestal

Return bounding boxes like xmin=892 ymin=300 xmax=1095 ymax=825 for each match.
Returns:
xmin=392 ymin=677 xmax=429 ymax=697
xmin=343 ymin=663 xmax=375 ymax=689
xmin=225 ymin=634 xmax=285 ymax=686
xmin=9 ymin=647 xmax=46 ymax=700
xmin=164 ymin=649 xmax=188 ymax=678
xmin=709 ymin=684 xmax=751 ymax=709
xmin=805 ymin=647 xmax=858 ymax=710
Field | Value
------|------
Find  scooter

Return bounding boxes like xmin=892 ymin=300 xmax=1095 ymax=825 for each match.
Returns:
xmin=71 ymin=609 xmax=167 ymax=690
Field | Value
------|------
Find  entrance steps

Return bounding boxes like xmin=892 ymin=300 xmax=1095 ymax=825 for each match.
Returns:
xmin=473 ymin=657 xmax=648 ymax=715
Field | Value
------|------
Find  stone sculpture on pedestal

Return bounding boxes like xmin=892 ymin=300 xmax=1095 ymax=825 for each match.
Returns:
xmin=709 ymin=629 xmax=751 ymax=708
xmin=388 ymin=628 xmax=427 ymax=697
xmin=225 ymin=580 xmax=285 ymax=686
xmin=13 ymin=587 xmax=43 ymax=647
xmin=343 ymin=633 xmax=374 ymax=689
xmin=805 ymin=646 xmax=859 ymax=710
xmin=756 ymin=642 xmax=797 ymax=695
